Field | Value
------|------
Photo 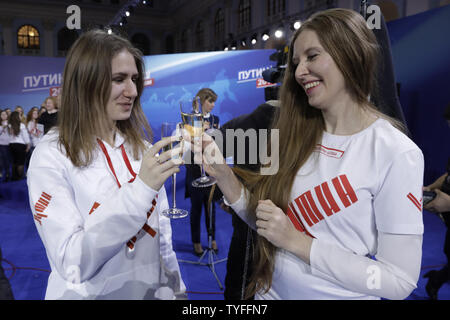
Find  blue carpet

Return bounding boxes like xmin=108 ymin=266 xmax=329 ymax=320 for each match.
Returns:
xmin=0 ymin=175 xmax=449 ymax=300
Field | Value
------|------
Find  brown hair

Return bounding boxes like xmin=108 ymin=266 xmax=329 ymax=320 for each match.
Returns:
xmin=195 ymin=88 xmax=218 ymax=112
xmin=58 ymin=29 xmax=152 ymax=167
xmin=26 ymin=107 xmax=39 ymax=124
xmin=8 ymin=111 xmax=22 ymax=136
xmin=235 ymin=8 xmax=403 ymax=298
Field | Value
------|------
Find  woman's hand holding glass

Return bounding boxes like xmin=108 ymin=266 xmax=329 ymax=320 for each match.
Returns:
xmin=138 ymin=136 xmax=184 ymax=192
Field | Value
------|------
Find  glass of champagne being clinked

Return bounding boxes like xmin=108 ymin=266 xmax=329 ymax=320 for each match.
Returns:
xmin=180 ymin=97 xmax=216 ymax=188
xmin=161 ymin=122 xmax=189 ymax=219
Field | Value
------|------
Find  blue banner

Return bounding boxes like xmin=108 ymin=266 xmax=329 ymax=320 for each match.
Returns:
xmin=0 ymin=49 xmax=276 ymax=140
xmin=141 ymin=49 xmax=276 ymax=140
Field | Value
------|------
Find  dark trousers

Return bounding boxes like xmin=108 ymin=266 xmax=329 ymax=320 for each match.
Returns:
xmin=0 ymin=248 xmax=14 ymax=300
xmin=9 ymin=143 xmax=26 ymax=180
xmin=0 ymin=145 xmax=12 ymax=182
xmin=189 ymin=186 xmax=216 ymax=244
xmin=224 ymin=214 xmax=255 ymax=300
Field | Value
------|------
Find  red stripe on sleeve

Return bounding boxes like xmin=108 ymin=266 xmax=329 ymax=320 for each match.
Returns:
xmin=407 ymin=193 xmax=422 ymax=212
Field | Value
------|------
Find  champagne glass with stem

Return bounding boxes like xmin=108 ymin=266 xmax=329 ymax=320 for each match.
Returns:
xmin=161 ymin=121 xmax=189 ymax=219
xmin=180 ymin=97 xmax=216 ymax=188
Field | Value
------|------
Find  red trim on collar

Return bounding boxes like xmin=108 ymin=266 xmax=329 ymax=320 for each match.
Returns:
xmin=97 ymin=139 xmax=137 ymax=188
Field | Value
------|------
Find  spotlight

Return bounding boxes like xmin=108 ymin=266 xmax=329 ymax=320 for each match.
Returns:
xmin=241 ymin=39 xmax=246 ymax=47
xmin=275 ymin=29 xmax=283 ymax=38
xmin=262 ymin=33 xmax=270 ymax=41
xmin=293 ymin=21 xmax=301 ymax=30
xmin=275 ymin=24 xmax=284 ymax=38
xmin=251 ymin=33 xmax=257 ymax=45
xmin=125 ymin=6 xmax=134 ymax=17
xmin=107 ymin=27 xmax=112 ymax=35
xmin=119 ymin=16 xmax=127 ymax=27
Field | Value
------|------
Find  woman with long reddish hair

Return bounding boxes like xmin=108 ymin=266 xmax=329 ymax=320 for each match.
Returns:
xmin=201 ymin=8 xmax=424 ymax=300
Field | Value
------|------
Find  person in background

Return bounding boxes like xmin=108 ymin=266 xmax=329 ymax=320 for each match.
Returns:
xmin=8 ymin=111 xmax=30 ymax=180
xmin=219 ymin=101 xmax=278 ymax=300
xmin=185 ymin=88 xmax=220 ymax=256
xmin=38 ymin=97 xmax=58 ymax=134
xmin=0 ymin=110 xmax=12 ymax=182
xmin=14 ymin=106 xmax=26 ymax=124
xmin=25 ymin=107 xmax=43 ymax=172
xmin=423 ymin=103 xmax=450 ymax=300
xmin=199 ymin=8 xmax=424 ymax=300
xmin=38 ymin=106 xmax=47 ymax=118
xmin=27 ymin=29 xmax=185 ymax=300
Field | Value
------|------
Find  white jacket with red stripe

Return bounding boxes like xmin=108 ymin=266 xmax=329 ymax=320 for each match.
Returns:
xmin=27 ymin=130 xmax=186 ymax=300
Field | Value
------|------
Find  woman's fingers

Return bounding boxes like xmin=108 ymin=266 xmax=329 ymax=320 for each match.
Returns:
xmin=158 ymin=165 xmax=181 ymax=182
xmin=147 ymin=136 xmax=179 ymax=158
xmin=158 ymin=146 xmax=183 ymax=163
xmin=158 ymin=157 xmax=184 ymax=173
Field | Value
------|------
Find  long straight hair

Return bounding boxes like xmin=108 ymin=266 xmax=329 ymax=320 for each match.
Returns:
xmin=235 ymin=8 xmax=403 ymax=298
xmin=58 ymin=29 xmax=153 ymax=167
xmin=9 ymin=111 xmax=22 ymax=137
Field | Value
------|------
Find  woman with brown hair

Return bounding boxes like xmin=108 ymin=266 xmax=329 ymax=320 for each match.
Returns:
xmin=25 ymin=107 xmax=43 ymax=171
xmin=27 ymin=29 xmax=185 ymax=300
xmin=200 ymin=8 xmax=424 ymax=300
xmin=8 ymin=111 xmax=30 ymax=180
xmin=14 ymin=106 xmax=26 ymax=124
xmin=185 ymin=88 xmax=220 ymax=255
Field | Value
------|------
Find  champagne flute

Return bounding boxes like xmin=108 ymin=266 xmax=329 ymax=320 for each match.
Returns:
xmin=180 ymin=97 xmax=216 ymax=188
xmin=161 ymin=122 xmax=188 ymax=219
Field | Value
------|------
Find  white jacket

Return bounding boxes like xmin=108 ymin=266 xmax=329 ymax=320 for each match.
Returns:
xmin=27 ymin=130 xmax=186 ymax=300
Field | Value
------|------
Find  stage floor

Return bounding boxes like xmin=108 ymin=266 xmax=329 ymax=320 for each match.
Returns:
xmin=1 ymin=176 xmax=449 ymax=300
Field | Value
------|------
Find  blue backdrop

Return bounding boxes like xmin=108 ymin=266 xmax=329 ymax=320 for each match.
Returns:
xmin=387 ymin=4 xmax=450 ymax=184
xmin=140 ymin=50 xmax=276 ymax=140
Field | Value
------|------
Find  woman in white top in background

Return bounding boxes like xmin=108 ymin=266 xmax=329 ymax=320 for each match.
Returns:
xmin=25 ymin=107 xmax=43 ymax=171
xmin=27 ymin=29 xmax=186 ymax=300
xmin=0 ymin=110 xmax=12 ymax=182
xmin=199 ymin=8 xmax=424 ymax=300
xmin=8 ymin=111 xmax=30 ymax=180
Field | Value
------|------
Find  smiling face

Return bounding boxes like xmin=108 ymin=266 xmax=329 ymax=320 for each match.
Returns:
xmin=106 ymin=49 xmax=139 ymax=126
xmin=292 ymin=29 xmax=350 ymax=111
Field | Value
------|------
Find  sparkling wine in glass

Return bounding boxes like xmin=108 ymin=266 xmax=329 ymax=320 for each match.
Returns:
xmin=180 ymin=97 xmax=216 ymax=188
xmin=161 ymin=122 xmax=188 ymax=219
